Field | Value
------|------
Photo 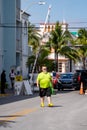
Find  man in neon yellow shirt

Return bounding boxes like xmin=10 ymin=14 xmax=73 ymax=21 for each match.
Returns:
xmin=37 ymin=66 xmax=53 ymax=107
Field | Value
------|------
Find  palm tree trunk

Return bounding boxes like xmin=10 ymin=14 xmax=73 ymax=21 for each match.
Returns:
xmin=70 ymin=59 xmax=72 ymax=72
xmin=54 ymin=50 xmax=58 ymax=72
xmin=54 ymin=50 xmax=56 ymax=71
xmin=82 ymin=57 xmax=86 ymax=69
xmin=56 ymin=52 xmax=58 ymax=72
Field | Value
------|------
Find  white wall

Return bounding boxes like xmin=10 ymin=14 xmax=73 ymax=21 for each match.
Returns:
xmin=21 ymin=13 xmax=29 ymax=78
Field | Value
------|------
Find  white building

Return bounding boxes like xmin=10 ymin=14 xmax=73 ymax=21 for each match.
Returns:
xmin=0 ymin=0 xmax=31 ymax=82
xmin=38 ymin=22 xmax=75 ymax=73
xmin=21 ymin=11 xmax=31 ymax=78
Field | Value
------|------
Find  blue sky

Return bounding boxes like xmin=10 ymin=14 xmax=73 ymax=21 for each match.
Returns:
xmin=21 ymin=0 xmax=87 ymax=30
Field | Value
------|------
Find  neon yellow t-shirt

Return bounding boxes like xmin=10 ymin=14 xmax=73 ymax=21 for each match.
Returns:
xmin=37 ymin=72 xmax=51 ymax=88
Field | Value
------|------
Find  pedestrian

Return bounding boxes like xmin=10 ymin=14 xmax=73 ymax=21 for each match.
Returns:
xmin=0 ymin=70 xmax=6 ymax=94
xmin=9 ymin=69 xmax=16 ymax=90
xmin=80 ymin=70 xmax=87 ymax=92
xmin=37 ymin=66 xmax=53 ymax=107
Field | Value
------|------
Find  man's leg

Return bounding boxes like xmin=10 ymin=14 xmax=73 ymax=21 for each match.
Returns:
xmin=47 ymin=96 xmax=52 ymax=104
xmin=47 ymin=87 xmax=53 ymax=107
xmin=47 ymin=96 xmax=53 ymax=107
xmin=39 ymin=88 xmax=45 ymax=107
xmin=40 ymin=97 xmax=45 ymax=107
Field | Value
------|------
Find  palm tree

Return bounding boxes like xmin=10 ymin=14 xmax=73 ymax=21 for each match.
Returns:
xmin=27 ymin=22 xmax=53 ymax=72
xmin=48 ymin=21 xmax=78 ymax=72
xmin=27 ymin=22 xmax=41 ymax=73
xmin=26 ymin=47 xmax=54 ymax=72
xmin=76 ymin=28 xmax=87 ymax=69
xmin=37 ymin=47 xmax=54 ymax=71
xmin=26 ymin=55 xmax=35 ymax=72
xmin=28 ymin=22 xmax=40 ymax=54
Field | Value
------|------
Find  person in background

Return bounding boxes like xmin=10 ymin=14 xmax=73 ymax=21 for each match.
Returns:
xmin=37 ymin=66 xmax=53 ymax=107
xmin=0 ymin=70 xmax=6 ymax=94
xmin=9 ymin=69 xmax=16 ymax=90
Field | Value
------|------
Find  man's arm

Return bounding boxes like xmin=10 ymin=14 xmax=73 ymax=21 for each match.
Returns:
xmin=36 ymin=75 xmax=39 ymax=87
xmin=36 ymin=80 xmax=39 ymax=87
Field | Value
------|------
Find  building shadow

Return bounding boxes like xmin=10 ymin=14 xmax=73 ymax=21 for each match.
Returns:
xmin=0 ymin=89 xmax=39 ymax=105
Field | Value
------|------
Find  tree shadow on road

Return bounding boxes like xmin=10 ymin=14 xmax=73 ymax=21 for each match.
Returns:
xmin=0 ymin=114 xmax=26 ymax=128
xmin=0 ymin=120 xmax=16 ymax=128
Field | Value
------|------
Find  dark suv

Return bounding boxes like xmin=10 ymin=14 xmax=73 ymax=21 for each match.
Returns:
xmin=58 ymin=72 xmax=74 ymax=90
xmin=73 ymin=70 xmax=87 ymax=90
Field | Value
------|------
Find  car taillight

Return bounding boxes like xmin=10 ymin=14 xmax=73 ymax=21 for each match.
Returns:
xmin=78 ymin=76 xmax=81 ymax=81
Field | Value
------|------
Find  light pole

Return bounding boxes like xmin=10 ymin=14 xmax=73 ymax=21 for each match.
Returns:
xmin=20 ymin=1 xmax=46 ymax=93
xmin=20 ymin=1 xmax=46 ymax=20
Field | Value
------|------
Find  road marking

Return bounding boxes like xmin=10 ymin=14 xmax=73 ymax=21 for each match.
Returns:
xmin=0 ymin=94 xmax=10 ymax=97
xmin=0 ymin=108 xmax=37 ymax=121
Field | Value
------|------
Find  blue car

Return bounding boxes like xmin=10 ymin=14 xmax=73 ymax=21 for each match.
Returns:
xmin=58 ymin=72 xmax=74 ymax=91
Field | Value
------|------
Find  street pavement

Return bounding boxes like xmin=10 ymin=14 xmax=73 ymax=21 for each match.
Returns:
xmin=0 ymin=89 xmax=87 ymax=130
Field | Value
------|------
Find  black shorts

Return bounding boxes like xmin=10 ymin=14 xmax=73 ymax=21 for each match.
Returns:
xmin=39 ymin=87 xmax=51 ymax=97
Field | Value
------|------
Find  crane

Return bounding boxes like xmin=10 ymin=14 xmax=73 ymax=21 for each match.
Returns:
xmin=44 ymin=5 xmax=51 ymax=25
xmin=30 ymin=5 xmax=52 ymax=92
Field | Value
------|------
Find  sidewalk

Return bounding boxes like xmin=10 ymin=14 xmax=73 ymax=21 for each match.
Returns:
xmin=0 ymin=88 xmax=14 ymax=98
xmin=0 ymin=87 xmax=39 ymax=105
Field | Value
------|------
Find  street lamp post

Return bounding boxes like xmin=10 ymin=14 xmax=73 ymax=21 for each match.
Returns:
xmin=20 ymin=1 xmax=46 ymax=93
xmin=20 ymin=1 xmax=46 ymax=20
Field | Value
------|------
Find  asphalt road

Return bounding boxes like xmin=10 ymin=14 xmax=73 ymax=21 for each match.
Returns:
xmin=0 ymin=90 xmax=87 ymax=130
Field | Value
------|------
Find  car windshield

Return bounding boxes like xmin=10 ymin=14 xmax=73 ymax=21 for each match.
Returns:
xmin=60 ymin=74 xmax=73 ymax=79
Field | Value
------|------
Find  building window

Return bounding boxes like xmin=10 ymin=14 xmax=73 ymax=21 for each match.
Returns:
xmin=48 ymin=25 xmax=50 ymax=32
xmin=52 ymin=25 xmax=54 ymax=31
xmin=58 ymin=62 xmax=62 ymax=72
xmin=44 ymin=25 xmax=46 ymax=32
xmin=24 ymin=21 xmax=27 ymax=35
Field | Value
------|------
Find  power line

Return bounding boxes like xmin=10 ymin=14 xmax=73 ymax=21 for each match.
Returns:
xmin=0 ymin=25 xmax=87 ymax=29
xmin=1 ymin=21 xmax=87 ymax=25
xmin=0 ymin=22 xmax=87 ymax=29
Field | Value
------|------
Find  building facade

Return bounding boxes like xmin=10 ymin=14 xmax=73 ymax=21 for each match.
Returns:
xmin=21 ymin=11 xmax=30 ymax=78
xmin=0 ymin=0 xmax=17 ymax=81
xmin=0 ymin=0 xmax=30 ymax=82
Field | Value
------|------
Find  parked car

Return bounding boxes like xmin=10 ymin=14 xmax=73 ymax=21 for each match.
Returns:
xmin=51 ymin=72 xmax=59 ymax=89
xmin=58 ymin=72 xmax=74 ymax=90
xmin=52 ymin=76 xmax=58 ymax=89
xmin=73 ymin=70 xmax=87 ymax=90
